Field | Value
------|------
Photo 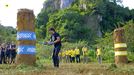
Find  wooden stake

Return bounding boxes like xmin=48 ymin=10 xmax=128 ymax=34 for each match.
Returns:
xmin=114 ymin=28 xmax=127 ymax=64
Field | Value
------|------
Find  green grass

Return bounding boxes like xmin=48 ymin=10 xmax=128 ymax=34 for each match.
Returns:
xmin=0 ymin=60 xmax=45 ymax=75
xmin=0 ymin=62 xmax=134 ymax=75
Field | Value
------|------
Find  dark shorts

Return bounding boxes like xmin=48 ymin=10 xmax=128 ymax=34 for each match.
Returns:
xmin=6 ymin=51 xmax=11 ymax=58
xmin=11 ymin=50 xmax=16 ymax=59
xmin=1 ymin=52 xmax=5 ymax=57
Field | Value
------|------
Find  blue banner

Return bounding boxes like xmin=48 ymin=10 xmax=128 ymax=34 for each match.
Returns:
xmin=17 ymin=31 xmax=36 ymax=40
xmin=17 ymin=45 xmax=36 ymax=55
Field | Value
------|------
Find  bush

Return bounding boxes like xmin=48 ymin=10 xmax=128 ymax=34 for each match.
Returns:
xmin=36 ymin=41 xmax=88 ymax=63
xmin=46 ymin=9 xmax=96 ymax=43
xmin=36 ymin=43 xmax=53 ymax=61
xmin=128 ymin=52 xmax=134 ymax=62
xmin=62 ymin=41 xmax=88 ymax=50
xmin=88 ymin=49 xmax=96 ymax=62
xmin=95 ymin=32 xmax=114 ymax=62
xmin=124 ymin=20 xmax=134 ymax=52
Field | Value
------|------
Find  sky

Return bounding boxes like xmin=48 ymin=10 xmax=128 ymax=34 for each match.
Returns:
xmin=0 ymin=0 xmax=45 ymax=28
xmin=0 ymin=0 xmax=134 ymax=28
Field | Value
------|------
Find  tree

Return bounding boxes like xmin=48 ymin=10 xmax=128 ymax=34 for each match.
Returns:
xmin=46 ymin=9 xmax=97 ymax=43
xmin=124 ymin=20 xmax=134 ymax=52
xmin=96 ymin=0 xmax=132 ymax=34
xmin=0 ymin=24 xmax=16 ymax=43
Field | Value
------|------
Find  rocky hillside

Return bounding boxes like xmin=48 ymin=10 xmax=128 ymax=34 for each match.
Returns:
xmin=43 ymin=0 xmax=75 ymax=10
xmin=36 ymin=0 xmax=134 ymax=43
xmin=60 ymin=0 xmax=75 ymax=9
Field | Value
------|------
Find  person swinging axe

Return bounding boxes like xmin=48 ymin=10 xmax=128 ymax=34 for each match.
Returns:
xmin=44 ymin=28 xmax=62 ymax=68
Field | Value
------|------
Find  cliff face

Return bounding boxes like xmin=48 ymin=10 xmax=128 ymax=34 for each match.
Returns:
xmin=43 ymin=0 xmax=75 ymax=10
xmin=85 ymin=15 xmax=102 ymax=37
xmin=60 ymin=0 xmax=75 ymax=9
xmin=43 ymin=0 xmax=60 ymax=10
xmin=42 ymin=0 xmax=102 ymax=37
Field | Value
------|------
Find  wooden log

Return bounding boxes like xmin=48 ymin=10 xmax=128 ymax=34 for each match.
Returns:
xmin=114 ymin=28 xmax=128 ymax=64
xmin=16 ymin=9 xmax=36 ymax=65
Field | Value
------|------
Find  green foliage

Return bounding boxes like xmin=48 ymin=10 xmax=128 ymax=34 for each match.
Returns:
xmin=36 ymin=43 xmax=53 ymax=60
xmin=96 ymin=32 xmax=114 ymax=62
xmin=36 ymin=10 xmax=49 ymax=38
xmin=95 ymin=21 xmax=134 ymax=62
xmin=96 ymin=32 xmax=113 ymax=48
xmin=35 ymin=0 xmax=134 ymax=63
xmin=46 ymin=9 xmax=96 ymax=42
xmin=124 ymin=20 xmax=134 ymax=52
xmin=88 ymin=49 xmax=96 ymax=61
xmin=107 ymin=63 xmax=134 ymax=73
xmin=62 ymin=41 xmax=88 ymax=50
xmin=36 ymin=0 xmax=134 ymax=43
xmin=36 ymin=41 xmax=88 ymax=62
xmin=130 ymin=9 xmax=134 ymax=21
xmin=15 ymin=63 xmax=45 ymax=73
xmin=36 ymin=0 xmax=60 ymax=38
xmin=107 ymin=63 xmax=117 ymax=71
xmin=96 ymin=1 xmax=133 ymax=33
xmin=0 ymin=25 xmax=16 ymax=43
xmin=128 ymin=52 xmax=134 ymax=62
xmin=36 ymin=0 xmax=100 ymax=42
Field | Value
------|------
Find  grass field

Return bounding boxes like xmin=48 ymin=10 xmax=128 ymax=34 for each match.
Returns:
xmin=0 ymin=63 xmax=134 ymax=75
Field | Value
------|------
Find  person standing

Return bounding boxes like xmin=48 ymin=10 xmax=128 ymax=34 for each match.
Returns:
xmin=70 ymin=49 xmax=75 ymax=63
xmin=96 ymin=47 xmax=102 ymax=64
xmin=10 ymin=43 xmax=16 ymax=64
xmin=82 ymin=46 xmax=88 ymax=64
xmin=0 ymin=44 xmax=2 ymax=64
xmin=65 ymin=50 xmax=70 ymax=63
xmin=62 ymin=51 xmax=66 ymax=63
xmin=0 ymin=44 xmax=6 ymax=64
xmin=46 ymin=28 xmax=62 ymax=68
xmin=59 ymin=51 xmax=65 ymax=63
xmin=75 ymin=47 xmax=80 ymax=63
xmin=68 ymin=49 xmax=72 ymax=63
xmin=5 ymin=43 xmax=11 ymax=64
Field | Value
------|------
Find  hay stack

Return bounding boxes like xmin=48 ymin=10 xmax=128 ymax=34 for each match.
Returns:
xmin=16 ymin=9 xmax=36 ymax=65
xmin=114 ymin=28 xmax=127 ymax=64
